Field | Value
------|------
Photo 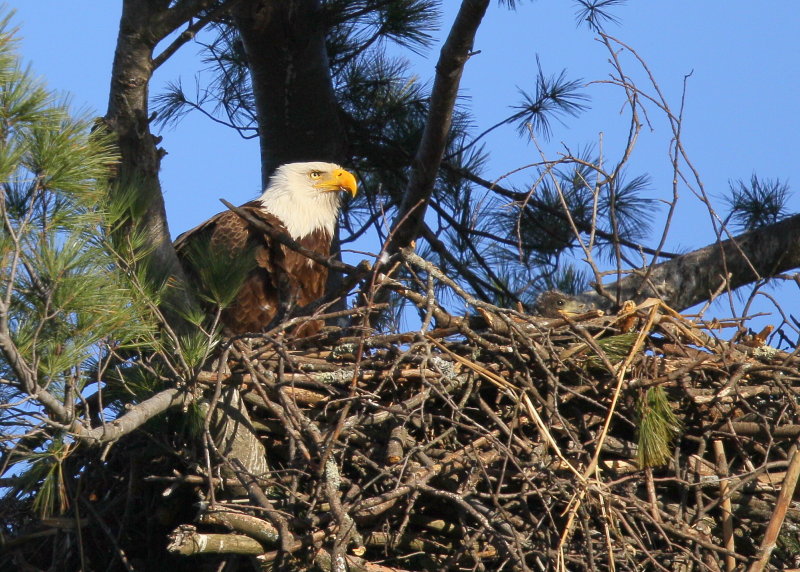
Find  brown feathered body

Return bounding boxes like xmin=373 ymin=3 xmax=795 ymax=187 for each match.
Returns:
xmin=175 ymin=203 xmax=332 ymax=335
xmin=174 ymin=162 xmax=357 ymax=336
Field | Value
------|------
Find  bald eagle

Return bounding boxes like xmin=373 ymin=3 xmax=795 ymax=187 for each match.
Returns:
xmin=174 ymin=162 xmax=358 ymax=335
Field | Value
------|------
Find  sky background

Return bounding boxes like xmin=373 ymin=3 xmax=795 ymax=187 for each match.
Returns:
xmin=6 ymin=1 xmax=800 ymax=336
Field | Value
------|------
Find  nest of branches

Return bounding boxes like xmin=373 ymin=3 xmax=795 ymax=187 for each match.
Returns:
xmin=149 ymin=255 xmax=799 ymax=571
xmin=8 ymin=253 xmax=800 ymax=572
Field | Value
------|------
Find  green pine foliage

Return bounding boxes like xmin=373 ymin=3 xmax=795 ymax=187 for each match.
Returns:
xmin=181 ymin=237 xmax=258 ymax=310
xmin=495 ymin=154 xmax=655 ymax=269
xmin=636 ymin=385 xmax=682 ymax=468
xmin=15 ymin=437 xmax=70 ymax=519
xmin=510 ymin=57 xmax=590 ymax=141
xmin=1 ymin=103 xmax=155 ymax=377
xmin=584 ymin=331 xmax=638 ymax=370
xmin=0 ymin=16 xmax=201 ymax=515
xmin=725 ymin=173 xmax=790 ymax=232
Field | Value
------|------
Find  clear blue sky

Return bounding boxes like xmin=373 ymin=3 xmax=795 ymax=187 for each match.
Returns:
xmin=7 ymin=1 xmax=800 ymax=331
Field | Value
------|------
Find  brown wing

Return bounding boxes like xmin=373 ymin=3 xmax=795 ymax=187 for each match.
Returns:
xmin=280 ymin=228 xmax=332 ymax=337
xmin=175 ymin=202 xmax=289 ymax=335
xmin=175 ymin=201 xmax=335 ymax=336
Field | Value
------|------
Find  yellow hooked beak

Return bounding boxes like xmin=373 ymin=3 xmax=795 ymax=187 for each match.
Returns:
xmin=317 ymin=168 xmax=358 ymax=198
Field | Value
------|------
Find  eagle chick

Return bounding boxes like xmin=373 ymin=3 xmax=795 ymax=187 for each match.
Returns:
xmin=534 ymin=290 xmax=596 ymax=318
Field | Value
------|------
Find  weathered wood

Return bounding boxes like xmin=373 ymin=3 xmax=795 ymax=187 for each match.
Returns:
xmin=167 ymin=524 xmax=265 ymax=556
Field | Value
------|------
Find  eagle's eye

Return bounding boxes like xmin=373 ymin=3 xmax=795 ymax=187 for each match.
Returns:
xmin=309 ymin=170 xmax=323 ymax=179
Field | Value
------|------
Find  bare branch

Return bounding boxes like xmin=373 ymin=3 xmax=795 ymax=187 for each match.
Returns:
xmin=387 ymin=0 xmax=491 ymax=253
xmin=80 ymin=387 xmax=193 ymax=444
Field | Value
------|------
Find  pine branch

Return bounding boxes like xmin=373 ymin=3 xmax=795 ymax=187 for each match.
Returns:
xmin=387 ymin=0 xmax=490 ymax=254
xmin=446 ymin=162 xmax=681 ymax=259
xmin=594 ymin=212 xmax=800 ymax=311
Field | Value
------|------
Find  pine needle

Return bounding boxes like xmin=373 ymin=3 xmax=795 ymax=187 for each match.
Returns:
xmin=637 ymin=385 xmax=682 ymax=468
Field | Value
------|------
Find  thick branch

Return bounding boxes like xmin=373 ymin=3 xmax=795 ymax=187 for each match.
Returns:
xmin=167 ymin=524 xmax=265 ymax=556
xmin=594 ymin=213 xmax=800 ymax=311
xmin=387 ymin=0 xmax=490 ymax=253
xmin=105 ymin=0 xmax=206 ymax=329
xmin=198 ymin=508 xmax=279 ymax=546
xmin=80 ymin=388 xmax=193 ymax=443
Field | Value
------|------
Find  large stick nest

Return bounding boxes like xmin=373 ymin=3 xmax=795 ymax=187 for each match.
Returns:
xmin=160 ymin=253 xmax=800 ymax=571
xmin=8 ymin=253 xmax=800 ymax=572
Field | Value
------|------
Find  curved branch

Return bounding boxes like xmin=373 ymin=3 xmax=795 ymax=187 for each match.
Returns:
xmin=387 ymin=0 xmax=491 ymax=253
xmin=80 ymin=388 xmax=193 ymax=444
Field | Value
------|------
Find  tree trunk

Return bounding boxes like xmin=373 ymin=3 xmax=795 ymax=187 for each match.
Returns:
xmin=104 ymin=0 xmax=196 ymax=322
xmin=233 ymin=0 xmax=349 ymax=305
xmin=104 ymin=0 xmax=268 ymax=481
xmin=232 ymin=0 xmax=346 ymax=184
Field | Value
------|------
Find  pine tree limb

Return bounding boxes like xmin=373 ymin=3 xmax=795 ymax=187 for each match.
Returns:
xmin=595 ymin=212 xmax=800 ymax=311
xmin=387 ymin=0 xmax=490 ymax=253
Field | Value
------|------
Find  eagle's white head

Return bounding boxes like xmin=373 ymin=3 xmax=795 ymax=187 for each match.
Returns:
xmin=258 ymin=161 xmax=358 ymax=239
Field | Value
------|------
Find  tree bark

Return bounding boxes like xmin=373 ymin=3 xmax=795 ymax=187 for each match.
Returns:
xmin=167 ymin=524 xmax=265 ymax=556
xmin=388 ymin=0 xmax=491 ymax=253
xmin=232 ymin=0 xmax=350 ymax=306
xmin=232 ymin=0 xmax=346 ymax=183
xmin=594 ymin=213 xmax=800 ymax=311
xmin=105 ymin=0 xmax=269 ymax=481
xmin=207 ymin=386 xmax=270 ymax=495
xmin=104 ymin=0 xmax=214 ymax=324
